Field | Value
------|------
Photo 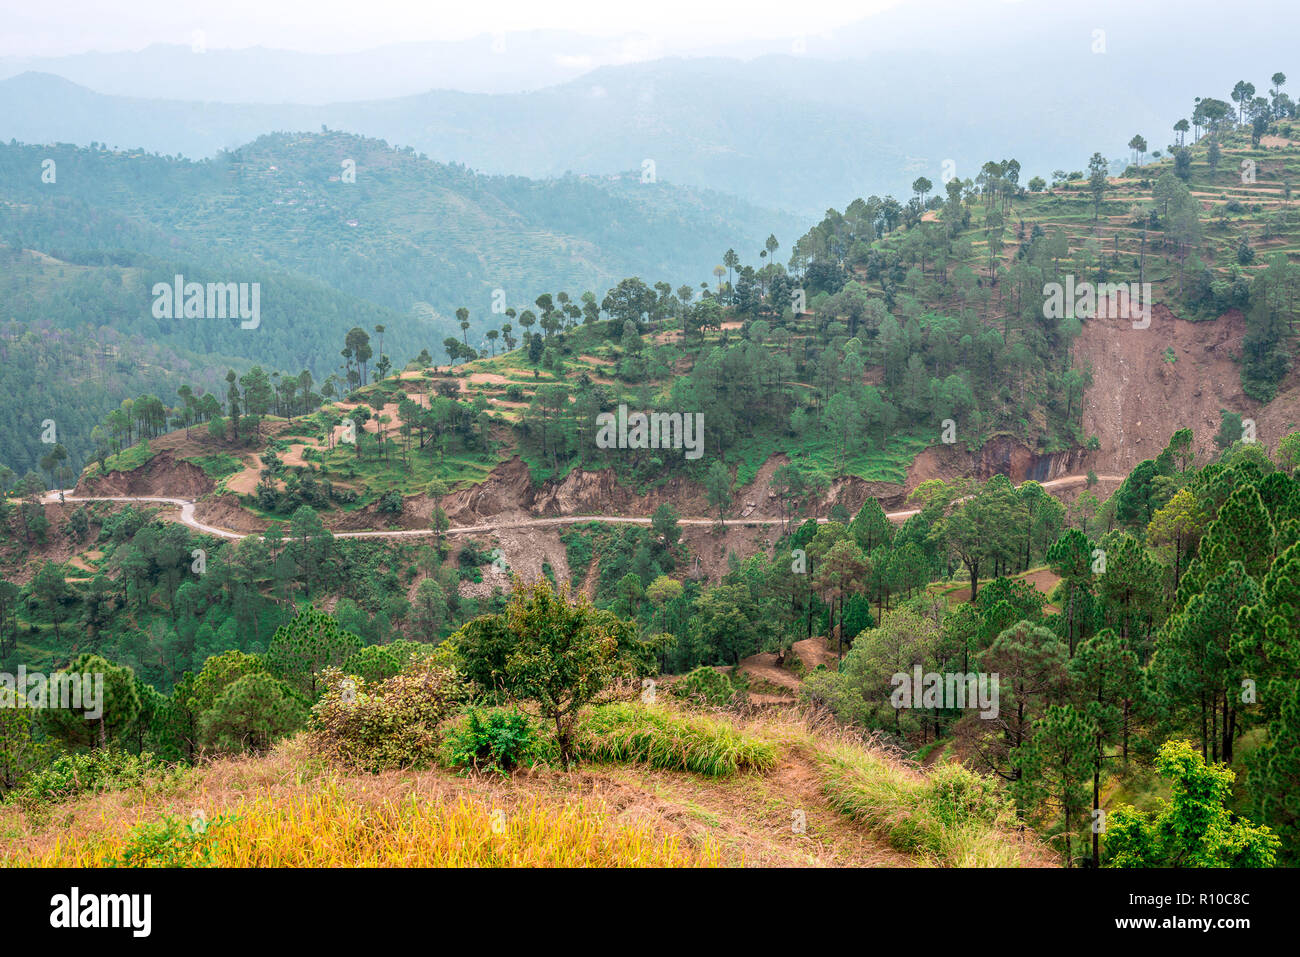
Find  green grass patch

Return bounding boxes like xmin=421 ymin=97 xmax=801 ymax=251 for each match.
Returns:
xmin=312 ymin=444 xmax=499 ymax=501
xmin=573 ymin=703 xmax=777 ymax=777
xmin=184 ymin=453 xmax=244 ymax=480
xmin=818 ymin=743 xmax=1019 ymax=866
xmin=749 ymin=428 xmax=933 ymax=486
xmin=87 ymin=441 xmax=157 ymax=476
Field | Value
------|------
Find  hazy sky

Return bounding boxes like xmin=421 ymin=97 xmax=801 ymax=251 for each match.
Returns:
xmin=1 ymin=0 xmax=908 ymax=57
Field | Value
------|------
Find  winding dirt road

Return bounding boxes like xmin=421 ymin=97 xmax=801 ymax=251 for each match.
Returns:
xmin=40 ymin=473 xmax=1123 ymax=542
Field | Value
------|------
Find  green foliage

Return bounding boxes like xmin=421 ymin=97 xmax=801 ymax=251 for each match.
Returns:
xmin=306 ymin=661 xmax=464 ymax=773
xmin=573 ymin=703 xmax=777 ymax=776
xmin=266 ymin=605 xmax=364 ymax=697
xmin=450 ymin=578 xmax=649 ymax=765
xmin=0 ymin=686 xmax=45 ymax=794
xmin=1103 ymin=740 xmax=1279 ymax=867
xmin=1011 ymin=703 xmax=1097 ymax=864
xmin=185 ymin=453 xmax=245 ymax=479
xmin=197 ymin=672 xmax=306 ymax=755
xmin=440 ymin=706 xmax=547 ymax=775
xmin=37 ymin=653 xmax=142 ymax=751
xmin=16 ymin=748 xmax=171 ymax=805
xmin=339 ymin=644 xmax=406 ymax=684
xmin=113 ymin=813 xmax=233 ymax=868
xmin=669 ymin=666 xmax=739 ymax=708
xmin=820 ymin=745 xmax=1015 ymax=865
xmin=560 ymin=527 xmax=595 ymax=587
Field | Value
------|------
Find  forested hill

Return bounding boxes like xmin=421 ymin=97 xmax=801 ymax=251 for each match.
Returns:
xmin=0 ymin=131 xmax=797 ymax=477
xmin=6 ymin=0 xmax=1300 ymax=220
xmin=0 ymin=235 xmax=408 ymax=478
xmin=0 ymin=132 xmax=801 ymax=329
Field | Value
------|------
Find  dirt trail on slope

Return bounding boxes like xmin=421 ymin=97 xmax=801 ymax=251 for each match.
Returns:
xmin=737 ymin=652 xmax=802 ymax=695
xmin=47 ymin=469 xmax=1117 ymax=545
xmin=593 ymin=742 xmax=915 ymax=867
xmin=793 ymin=637 xmax=840 ymax=670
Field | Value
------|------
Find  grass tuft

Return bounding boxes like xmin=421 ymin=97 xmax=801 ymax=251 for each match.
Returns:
xmin=573 ymin=702 xmax=778 ymax=777
xmin=818 ymin=744 xmax=1024 ymax=867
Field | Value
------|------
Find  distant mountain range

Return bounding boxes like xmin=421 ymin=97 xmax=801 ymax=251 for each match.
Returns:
xmin=3 ymin=0 xmax=1297 ymax=217
xmin=0 ymin=132 xmax=801 ymax=359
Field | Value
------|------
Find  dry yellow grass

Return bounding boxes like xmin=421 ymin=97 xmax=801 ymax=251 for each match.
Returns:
xmin=0 ymin=709 xmax=1054 ymax=869
xmin=15 ymin=787 xmax=719 ymax=868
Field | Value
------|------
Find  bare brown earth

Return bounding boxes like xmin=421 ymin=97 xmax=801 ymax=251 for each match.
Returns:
xmin=1075 ymin=305 xmax=1300 ymax=474
xmin=0 ymin=501 xmax=111 ymax=583
xmin=192 ymin=493 xmax=271 ymax=534
xmin=224 ymin=453 xmax=267 ymax=495
xmin=732 ymin=638 xmax=840 ymax=708
xmin=904 ymin=438 xmax=1087 ymax=492
xmin=441 ymin=455 xmax=910 ymax=533
xmin=736 ymin=652 xmax=802 ymax=695
xmin=479 ymin=524 xmax=572 ymax=589
xmin=939 ymin=565 xmax=1062 ymax=607
xmin=76 ymin=450 xmax=212 ymax=499
xmin=793 ymin=636 xmax=841 ymax=671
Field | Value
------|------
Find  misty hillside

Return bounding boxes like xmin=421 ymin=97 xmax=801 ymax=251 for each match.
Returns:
xmin=0 ymin=131 xmax=799 ymax=329
xmin=4 ymin=0 xmax=1300 ymax=216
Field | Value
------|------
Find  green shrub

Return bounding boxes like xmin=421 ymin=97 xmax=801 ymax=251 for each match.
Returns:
xmin=114 ymin=813 xmax=233 ymax=868
xmin=670 ymin=667 xmax=738 ymax=708
xmin=17 ymin=749 xmax=170 ymax=805
xmin=458 ymin=540 xmax=490 ymax=569
xmin=440 ymin=707 xmax=548 ymax=775
xmin=573 ymin=703 xmax=777 ymax=776
xmin=306 ymin=661 xmax=464 ymax=773
xmin=923 ymin=763 xmax=1007 ymax=834
xmin=560 ymin=528 xmax=594 ymax=586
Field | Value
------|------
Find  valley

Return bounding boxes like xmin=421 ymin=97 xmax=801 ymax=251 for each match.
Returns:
xmin=1 ymin=51 xmax=1298 ymax=879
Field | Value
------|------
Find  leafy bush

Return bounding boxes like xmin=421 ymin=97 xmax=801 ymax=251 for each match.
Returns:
xmin=458 ymin=540 xmax=492 ymax=569
xmin=573 ymin=703 xmax=777 ymax=776
xmin=1102 ymin=740 xmax=1280 ymax=868
xmin=17 ymin=749 xmax=172 ymax=805
xmin=306 ymin=662 xmax=464 ymax=772
xmin=440 ymin=707 xmax=548 ymax=775
xmin=670 ymin=667 xmax=738 ymax=708
xmin=114 ymin=813 xmax=233 ymax=868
